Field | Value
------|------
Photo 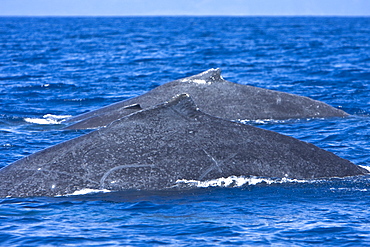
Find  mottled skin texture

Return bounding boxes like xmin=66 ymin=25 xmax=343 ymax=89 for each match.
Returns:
xmin=0 ymin=95 xmax=365 ymax=198
xmin=65 ymin=68 xmax=349 ymax=129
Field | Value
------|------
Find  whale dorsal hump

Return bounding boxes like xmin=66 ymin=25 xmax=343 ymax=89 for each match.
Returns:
xmin=180 ymin=68 xmax=224 ymax=84
xmin=164 ymin=94 xmax=200 ymax=119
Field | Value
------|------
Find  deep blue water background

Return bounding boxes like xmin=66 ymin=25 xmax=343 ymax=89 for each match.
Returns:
xmin=0 ymin=17 xmax=370 ymax=246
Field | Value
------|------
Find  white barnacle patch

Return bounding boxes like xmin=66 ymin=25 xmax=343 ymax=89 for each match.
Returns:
xmin=192 ymin=79 xmax=211 ymax=85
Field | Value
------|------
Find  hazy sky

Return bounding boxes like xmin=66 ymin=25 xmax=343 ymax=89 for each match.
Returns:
xmin=1 ymin=0 xmax=369 ymax=16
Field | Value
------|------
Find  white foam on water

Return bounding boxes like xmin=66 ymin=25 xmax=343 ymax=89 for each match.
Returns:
xmin=24 ymin=114 xmax=71 ymax=125
xmin=360 ymin=165 xmax=370 ymax=172
xmin=176 ymin=175 xmax=308 ymax=188
xmin=238 ymin=118 xmax=325 ymax=125
xmin=65 ymin=188 xmax=111 ymax=196
xmin=239 ymin=118 xmax=293 ymax=125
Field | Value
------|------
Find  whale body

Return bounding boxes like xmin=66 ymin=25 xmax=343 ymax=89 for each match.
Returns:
xmin=65 ymin=68 xmax=349 ymax=129
xmin=0 ymin=94 xmax=365 ymax=198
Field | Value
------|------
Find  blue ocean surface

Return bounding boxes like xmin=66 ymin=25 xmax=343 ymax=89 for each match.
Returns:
xmin=0 ymin=17 xmax=370 ymax=246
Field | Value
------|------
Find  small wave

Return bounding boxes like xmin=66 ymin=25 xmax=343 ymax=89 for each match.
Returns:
xmin=176 ymin=175 xmax=308 ymax=188
xmin=24 ymin=114 xmax=71 ymax=125
xmin=330 ymin=187 xmax=368 ymax=192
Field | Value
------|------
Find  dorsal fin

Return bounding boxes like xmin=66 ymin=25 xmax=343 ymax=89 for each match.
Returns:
xmin=180 ymin=68 xmax=224 ymax=84
xmin=165 ymin=94 xmax=200 ymax=118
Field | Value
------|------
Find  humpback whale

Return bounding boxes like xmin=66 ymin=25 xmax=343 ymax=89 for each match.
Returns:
xmin=65 ymin=68 xmax=348 ymax=130
xmin=0 ymin=94 xmax=365 ymax=198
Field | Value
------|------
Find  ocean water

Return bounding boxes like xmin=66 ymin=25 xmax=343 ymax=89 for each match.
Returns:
xmin=0 ymin=17 xmax=370 ymax=246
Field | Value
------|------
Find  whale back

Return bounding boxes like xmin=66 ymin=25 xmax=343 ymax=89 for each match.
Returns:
xmin=65 ymin=69 xmax=348 ymax=129
xmin=0 ymin=94 xmax=364 ymax=198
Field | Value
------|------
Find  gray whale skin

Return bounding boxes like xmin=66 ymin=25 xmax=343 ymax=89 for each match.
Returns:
xmin=0 ymin=94 xmax=366 ymax=198
xmin=65 ymin=68 xmax=349 ymax=130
